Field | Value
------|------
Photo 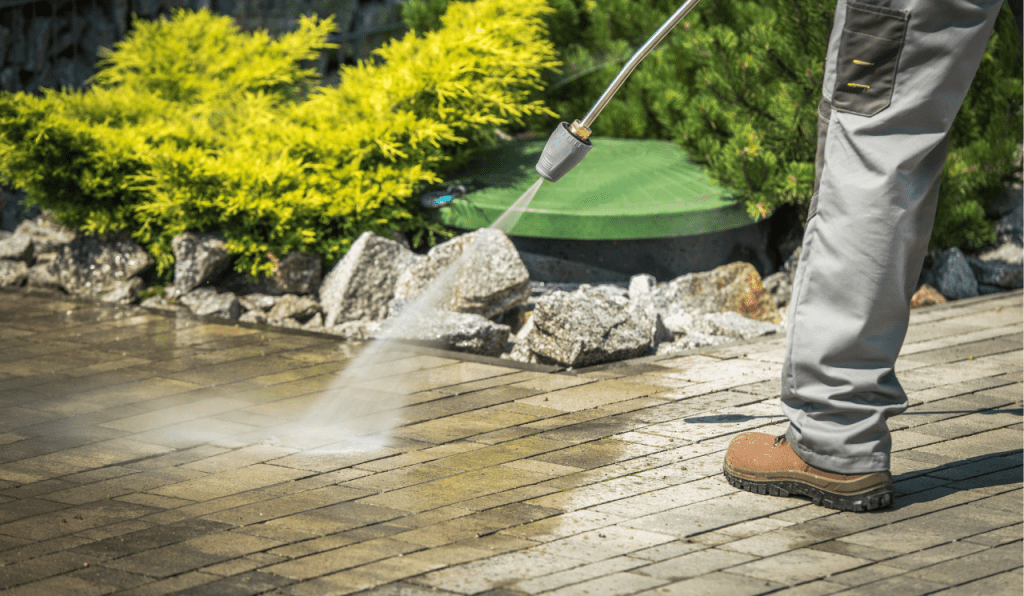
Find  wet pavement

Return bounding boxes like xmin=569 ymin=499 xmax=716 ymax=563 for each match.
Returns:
xmin=0 ymin=287 xmax=1020 ymax=595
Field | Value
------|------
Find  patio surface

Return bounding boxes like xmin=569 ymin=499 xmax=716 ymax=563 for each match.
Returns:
xmin=0 ymin=287 xmax=1020 ymax=595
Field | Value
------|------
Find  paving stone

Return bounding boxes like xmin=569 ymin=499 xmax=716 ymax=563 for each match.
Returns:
xmin=0 ymin=574 xmax=117 ymax=595
xmin=824 ymin=573 xmax=948 ymax=596
xmin=511 ymin=555 xmax=647 ymax=593
xmin=115 ymin=571 xmax=220 ymax=596
xmin=838 ymin=501 xmax=1016 ymax=553
xmin=634 ymin=547 xmax=756 ymax=581
xmin=927 ymin=568 xmax=1023 ymax=596
xmin=169 ymin=570 xmax=295 ymax=595
xmin=632 ymin=571 xmax=783 ymax=596
xmin=963 ymin=522 xmax=1023 ymax=547
xmin=534 ymin=524 xmax=677 ymax=562
xmin=905 ymin=542 xmax=1024 ymax=585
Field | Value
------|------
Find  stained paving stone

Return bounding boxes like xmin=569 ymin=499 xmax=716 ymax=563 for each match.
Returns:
xmin=0 ymin=289 xmax=1020 ymax=594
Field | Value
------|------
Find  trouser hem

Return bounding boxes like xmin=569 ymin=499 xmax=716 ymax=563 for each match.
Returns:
xmin=786 ymin=427 xmax=891 ymax=474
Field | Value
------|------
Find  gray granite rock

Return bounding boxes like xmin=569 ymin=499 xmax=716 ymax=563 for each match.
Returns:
xmin=140 ymin=295 xmax=188 ymax=313
xmin=13 ymin=217 xmax=75 ymax=254
xmin=239 ymin=293 xmax=278 ymax=313
xmin=0 ymin=232 xmax=32 ymax=262
xmin=933 ymin=247 xmax=978 ymax=299
xmin=652 ymin=262 xmax=781 ymax=323
xmin=325 ymin=320 xmax=381 ymax=341
xmin=515 ymin=285 xmax=654 ymax=368
xmin=319 ymin=231 xmax=420 ymax=327
xmin=179 ymin=287 xmax=241 ymax=319
xmin=979 ymin=243 xmax=1024 ymax=265
xmin=0 ymin=259 xmax=27 ymax=286
xmin=239 ymin=310 xmax=268 ymax=324
xmin=995 ymin=204 xmax=1022 ymax=246
xmin=268 ymin=294 xmax=320 ymax=323
xmin=272 ymin=251 xmax=322 ymax=295
xmin=301 ymin=312 xmax=324 ymax=331
xmin=967 ymin=256 xmax=1023 ymax=290
xmin=383 ymin=309 xmax=511 ymax=357
xmin=628 ymin=274 xmax=671 ymax=346
xmin=762 ymin=270 xmax=793 ymax=311
xmin=100 ymin=278 xmax=144 ymax=306
xmin=25 ymin=254 xmax=59 ymax=287
xmin=663 ymin=311 xmax=781 ymax=340
xmin=393 ymin=228 xmax=530 ymax=319
xmin=56 ymin=235 xmax=154 ymax=299
xmin=169 ymin=232 xmax=231 ymax=299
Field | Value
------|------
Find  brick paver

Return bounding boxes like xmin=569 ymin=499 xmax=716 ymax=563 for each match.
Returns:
xmin=0 ymin=287 xmax=1020 ymax=595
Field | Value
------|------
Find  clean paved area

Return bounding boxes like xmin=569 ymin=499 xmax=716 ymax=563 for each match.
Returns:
xmin=0 ymin=287 xmax=1020 ymax=595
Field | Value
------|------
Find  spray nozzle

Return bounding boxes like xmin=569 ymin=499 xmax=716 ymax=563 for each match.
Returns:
xmin=535 ymin=120 xmax=593 ymax=183
xmin=420 ymin=184 xmax=467 ymax=209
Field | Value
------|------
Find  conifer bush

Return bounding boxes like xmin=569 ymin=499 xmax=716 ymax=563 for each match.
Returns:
xmin=0 ymin=1 xmax=558 ymax=279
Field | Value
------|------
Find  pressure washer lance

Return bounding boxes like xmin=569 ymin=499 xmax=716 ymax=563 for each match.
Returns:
xmin=535 ymin=0 xmax=704 ymax=183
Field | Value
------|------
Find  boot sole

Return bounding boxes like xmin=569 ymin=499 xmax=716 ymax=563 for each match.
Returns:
xmin=723 ymin=470 xmax=893 ymax=512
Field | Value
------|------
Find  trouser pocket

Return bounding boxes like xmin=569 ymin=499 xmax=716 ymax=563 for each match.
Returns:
xmin=832 ymin=1 xmax=909 ymax=117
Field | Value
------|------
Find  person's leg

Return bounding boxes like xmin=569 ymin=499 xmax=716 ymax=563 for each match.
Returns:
xmin=725 ymin=0 xmax=1007 ymax=510
xmin=784 ymin=0 xmax=1005 ymax=474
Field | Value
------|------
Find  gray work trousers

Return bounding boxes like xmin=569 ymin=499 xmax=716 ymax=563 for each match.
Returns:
xmin=782 ymin=0 xmax=1008 ymax=474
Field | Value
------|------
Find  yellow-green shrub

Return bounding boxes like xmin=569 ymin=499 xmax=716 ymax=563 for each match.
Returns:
xmin=0 ymin=1 xmax=558 ymax=279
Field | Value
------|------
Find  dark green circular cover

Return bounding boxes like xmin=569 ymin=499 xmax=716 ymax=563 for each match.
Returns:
xmin=433 ymin=138 xmax=753 ymax=240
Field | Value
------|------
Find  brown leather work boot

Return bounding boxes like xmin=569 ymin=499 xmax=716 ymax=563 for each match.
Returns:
xmin=723 ymin=432 xmax=894 ymax=512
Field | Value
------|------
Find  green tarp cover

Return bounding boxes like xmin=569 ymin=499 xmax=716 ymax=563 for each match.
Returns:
xmin=433 ymin=137 xmax=754 ymax=240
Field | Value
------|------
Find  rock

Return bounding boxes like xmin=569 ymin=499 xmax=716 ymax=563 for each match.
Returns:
xmin=168 ymin=232 xmax=231 ymax=298
xmin=179 ymin=288 xmax=241 ymax=319
xmin=301 ymin=312 xmax=324 ymax=331
xmin=910 ymin=284 xmax=947 ymax=309
xmin=519 ymin=251 xmax=630 ymax=284
xmin=25 ymin=254 xmax=59 ymax=287
xmin=762 ymin=270 xmax=792 ymax=311
xmin=319 ymin=231 xmax=420 ymax=327
xmin=393 ymin=229 xmax=530 ymax=319
xmin=0 ymin=259 xmax=28 ymax=286
xmin=655 ymin=333 xmax=733 ymax=356
xmin=0 ymin=233 xmax=32 ymax=262
xmin=628 ymin=274 xmax=671 ymax=345
xmin=516 ymin=285 xmax=655 ymax=368
xmin=268 ymin=294 xmax=320 ymax=323
xmin=784 ymin=246 xmax=802 ymax=274
xmin=663 ymin=311 xmax=780 ymax=340
xmin=967 ymin=256 xmax=1023 ymax=290
xmin=653 ymin=262 xmax=781 ymax=323
xmin=100 ymin=278 xmax=144 ymax=305
xmin=272 ymin=251 xmax=322 ymax=295
xmin=979 ymin=243 xmax=1024 ymax=265
xmin=239 ymin=293 xmax=278 ymax=313
xmin=382 ymin=309 xmax=511 ymax=357
xmin=995 ymin=204 xmax=1023 ymax=246
xmin=628 ymin=274 xmax=657 ymax=302
xmin=325 ymin=320 xmax=381 ymax=341
xmin=56 ymin=235 xmax=154 ymax=299
xmin=140 ymin=295 xmax=187 ymax=313
xmin=933 ymin=247 xmax=978 ymax=299
xmin=13 ymin=217 xmax=75 ymax=254
xmin=239 ymin=310 xmax=267 ymax=324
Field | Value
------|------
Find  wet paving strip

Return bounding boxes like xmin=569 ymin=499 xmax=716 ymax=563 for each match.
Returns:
xmin=0 ymin=287 xmax=1020 ymax=595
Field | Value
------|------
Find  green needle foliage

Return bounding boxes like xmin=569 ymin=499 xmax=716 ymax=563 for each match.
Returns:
xmin=0 ymin=1 xmax=558 ymax=279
